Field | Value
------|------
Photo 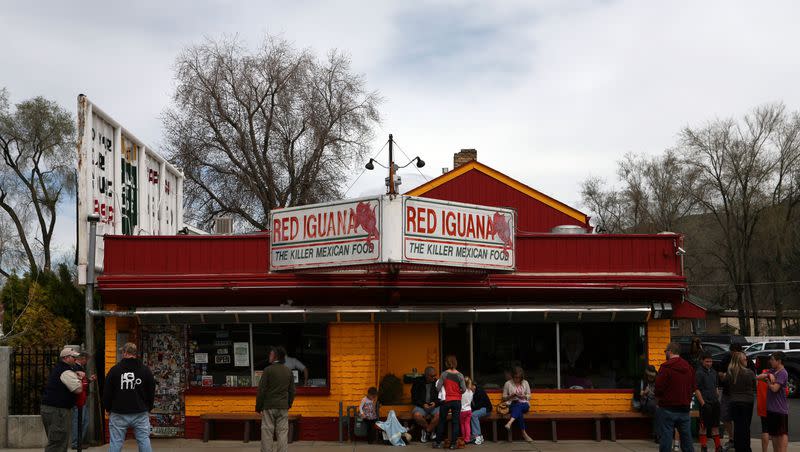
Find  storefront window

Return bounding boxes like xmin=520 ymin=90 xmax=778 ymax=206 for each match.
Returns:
xmin=252 ymin=324 xmax=328 ymax=387
xmin=472 ymin=323 xmax=558 ymax=390
xmin=188 ymin=324 xmax=252 ymax=387
xmin=559 ymin=323 xmax=642 ymax=389
xmin=187 ymin=323 xmax=329 ymax=388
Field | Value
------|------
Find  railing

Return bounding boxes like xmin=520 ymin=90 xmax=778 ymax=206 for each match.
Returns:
xmin=10 ymin=347 xmax=61 ymax=415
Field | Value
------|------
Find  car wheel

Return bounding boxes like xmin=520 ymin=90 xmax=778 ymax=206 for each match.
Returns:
xmin=789 ymin=372 xmax=799 ymax=399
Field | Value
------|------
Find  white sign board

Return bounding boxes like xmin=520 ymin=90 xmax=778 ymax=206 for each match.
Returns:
xmin=76 ymin=95 xmax=184 ymax=283
xmin=269 ymin=197 xmax=382 ymax=270
xmin=403 ymin=197 xmax=515 ymax=270
xmin=269 ymin=196 xmax=515 ymax=271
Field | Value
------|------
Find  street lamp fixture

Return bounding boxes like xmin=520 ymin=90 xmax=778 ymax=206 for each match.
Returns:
xmin=365 ymin=134 xmax=425 ymax=195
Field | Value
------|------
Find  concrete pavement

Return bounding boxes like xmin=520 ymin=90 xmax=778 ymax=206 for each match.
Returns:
xmin=5 ymin=439 xmax=800 ymax=452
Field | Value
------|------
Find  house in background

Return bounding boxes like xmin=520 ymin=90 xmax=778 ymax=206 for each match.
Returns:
xmin=670 ymin=295 xmax=723 ymax=336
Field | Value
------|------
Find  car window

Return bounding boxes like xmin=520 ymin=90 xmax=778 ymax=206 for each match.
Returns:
xmin=704 ymin=344 xmax=724 ymax=354
xmin=789 ymin=342 xmax=800 ymax=350
xmin=765 ymin=342 xmax=784 ymax=350
xmin=749 ymin=343 xmax=763 ymax=352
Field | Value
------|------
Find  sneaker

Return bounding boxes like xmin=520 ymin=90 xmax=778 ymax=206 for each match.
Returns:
xmin=421 ymin=430 xmax=428 ymax=443
xmin=430 ymin=432 xmax=437 ymax=441
xmin=432 ymin=442 xmax=442 ymax=449
xmin=474 ymin=435 xmax=484 ymax=445
xmin=672 ymin=445 xmax=680 ymax=452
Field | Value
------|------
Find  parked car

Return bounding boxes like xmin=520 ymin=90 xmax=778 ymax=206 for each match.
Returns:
xmin=745 ymin=340 xmax=800 ymax=355
xmin=750 ymin=350 xmax=800 ymax=398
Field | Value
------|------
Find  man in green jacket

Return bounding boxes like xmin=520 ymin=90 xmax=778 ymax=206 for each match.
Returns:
xmin=256 ymin=346 xmax=296 ymax=452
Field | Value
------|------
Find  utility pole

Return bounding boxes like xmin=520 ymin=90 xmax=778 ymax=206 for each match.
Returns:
xmin=84 ymin=214 xmax=100 ymax=446
xmin=388 ymin=134 xmax=395 ymax=195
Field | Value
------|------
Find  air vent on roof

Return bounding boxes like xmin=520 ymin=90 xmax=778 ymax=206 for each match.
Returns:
xmin=213 ymin=217 xmax=234 ymax=235
xmin=551 ymin=225 xmax=586 ymax=234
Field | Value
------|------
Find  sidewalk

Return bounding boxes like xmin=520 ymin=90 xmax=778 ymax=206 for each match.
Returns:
xmin=6 ymin=439 xmax=800 ymax=452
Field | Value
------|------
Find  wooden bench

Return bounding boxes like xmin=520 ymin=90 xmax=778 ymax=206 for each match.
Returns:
xmin=604 ymin=410 xmax=699 ymax=442
xmin=489 ymin=412 xmax=604 ymax=442
xmin=200 ymin=413 xmax=301 ymax=443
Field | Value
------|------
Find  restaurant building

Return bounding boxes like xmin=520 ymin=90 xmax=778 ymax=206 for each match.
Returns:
xmin=96 ymin=152 xmax=701 ymax=440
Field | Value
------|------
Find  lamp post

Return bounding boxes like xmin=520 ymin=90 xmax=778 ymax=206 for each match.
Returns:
xmin=365 ymin=134 xmax=425 ymax=196
xmin=84 ymin=214 xmax=100 ymax=446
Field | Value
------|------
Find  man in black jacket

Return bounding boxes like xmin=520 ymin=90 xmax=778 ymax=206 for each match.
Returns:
xmin=410 ymin=367 xmax=440 ymax=442
xmin=103 ymin=343 xmax=155 ymax=452
xmin=41 ymin=347 xmax=84 ymax=452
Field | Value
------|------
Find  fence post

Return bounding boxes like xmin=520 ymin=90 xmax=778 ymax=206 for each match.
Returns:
xmin=0 ymin=346 xmax=12 ymax=448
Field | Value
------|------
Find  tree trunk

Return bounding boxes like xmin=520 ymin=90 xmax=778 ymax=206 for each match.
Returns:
xmin=773 ymin=282 xmax=784 ymax=335
xmin=747 ymin=272 xmax=760 ymax=336
xmin=735 ymin=286 xmax=750 ymax=336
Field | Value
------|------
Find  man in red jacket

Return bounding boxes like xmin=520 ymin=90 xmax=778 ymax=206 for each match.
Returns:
xmin=655 ymin=342 xmax=696 ymax=452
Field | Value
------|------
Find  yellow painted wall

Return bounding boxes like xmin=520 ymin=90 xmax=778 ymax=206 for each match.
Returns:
xmin=647 ymin=319 xmax=670 ymax=368
xmin=378 ymin=323 xmax=439 ymax=402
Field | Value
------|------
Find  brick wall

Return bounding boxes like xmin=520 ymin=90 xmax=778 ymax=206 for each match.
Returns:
xmin=647 ymin=319 xmax=670 ymax=368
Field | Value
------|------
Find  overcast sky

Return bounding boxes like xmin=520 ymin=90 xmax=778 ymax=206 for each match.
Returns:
xmin=3 ymin=1 xmax=800 ymax=260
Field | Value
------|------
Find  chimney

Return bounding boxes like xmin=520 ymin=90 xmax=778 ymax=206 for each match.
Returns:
xmin=453 ymin=149 xmax=477 ymax=168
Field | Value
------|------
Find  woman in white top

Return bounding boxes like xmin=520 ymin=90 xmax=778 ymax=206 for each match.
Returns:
xmin=501 ymin=366 xmax=532 ymax=442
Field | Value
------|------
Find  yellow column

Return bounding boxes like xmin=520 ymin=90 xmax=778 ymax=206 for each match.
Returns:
xmin=647 ymin=319 xmax=671 ymax=368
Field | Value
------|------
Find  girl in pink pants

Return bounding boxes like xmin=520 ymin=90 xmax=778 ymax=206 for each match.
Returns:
xmin=460 ymin=377 xmax=474 ymax=443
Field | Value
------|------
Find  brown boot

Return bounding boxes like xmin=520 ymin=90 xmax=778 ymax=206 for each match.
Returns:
xmin=443 ymin=439 xmax=451 ymax=449
xmin=456 ymin=438 xmax=466 ymax=449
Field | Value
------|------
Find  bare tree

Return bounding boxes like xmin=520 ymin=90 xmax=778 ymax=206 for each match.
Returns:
xmin=580 ymin=151 xmax=701 ymax=233
xmin=163 ymin=36 xmax=381 ymax=230
xmin=0 ymin=90 xmax=75 ymax=273
xmin=682 ymin=103 xmax=800 ymax=335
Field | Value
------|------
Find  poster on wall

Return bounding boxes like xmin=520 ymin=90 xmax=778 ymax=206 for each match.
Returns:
xmin=142 ymin=325 xmax=187 ymax=438
xmin=234 ymin=342 xmax=249 ymax=367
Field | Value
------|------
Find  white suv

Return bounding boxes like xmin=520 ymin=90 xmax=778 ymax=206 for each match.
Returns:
xmin=745 ymin=340 xmax=800 ymax=354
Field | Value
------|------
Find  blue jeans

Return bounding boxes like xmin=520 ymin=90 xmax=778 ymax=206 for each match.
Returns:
xmin=656 ymin=407 xmax=692 ymax=452
xmin=470 ymin=407 xmax=489 ymax=439
xmin=510 ymin=401 xmax=530 ymax=432
xmin=71 ymin=405 xmax=88 ymax=447
xmin=109 ymin=412 xmax=152 ymax=452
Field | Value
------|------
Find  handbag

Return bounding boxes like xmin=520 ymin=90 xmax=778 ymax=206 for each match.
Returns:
xmin=496 ymin=401 xmax=510 ymax=416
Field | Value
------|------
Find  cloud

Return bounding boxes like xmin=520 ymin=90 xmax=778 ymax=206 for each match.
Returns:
xmin=2 ymin=0 xmax=800 ymax=250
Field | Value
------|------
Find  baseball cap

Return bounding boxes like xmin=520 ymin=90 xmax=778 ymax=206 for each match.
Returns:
xmin=60 ymin=348 xmax=80 ymax=358
xmin=119 ymin=342 xmax=138 ymax=355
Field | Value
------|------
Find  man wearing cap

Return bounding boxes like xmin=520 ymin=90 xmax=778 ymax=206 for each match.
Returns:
xmin=103 ymin=343 xmax=155 ymax=452
xmin=41 ymin=347 xmax=84 ymax=452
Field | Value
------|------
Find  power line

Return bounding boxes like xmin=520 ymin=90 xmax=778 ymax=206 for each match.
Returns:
xmin=343 ymin=139 xmax=389 ymax=198
xmin=391 ymin=138 xmax=429 ymax=182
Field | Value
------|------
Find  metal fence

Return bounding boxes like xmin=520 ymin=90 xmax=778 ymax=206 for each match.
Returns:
xmin=10 ymin=347 xmax=61 ymax=415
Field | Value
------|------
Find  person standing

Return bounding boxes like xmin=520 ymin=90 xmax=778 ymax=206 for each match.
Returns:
xmin=695 ymin=352 xmax=722 ymax=452
xmin=41 ymin=347 xmax=84 ymax=452
xmin=283 ymin=352 xmax=309 ymax=386
xmin=502 ymin=366 xmax=533 ymax=443
xmin=256 ymin=346 xmax=296 ymax=452
xmin=71 ymin=352 xmax=96 ymax=449
xmin=721 ymin=351 xmax=755 ymax=452
xmin=469 ymin=380 xmax=492 ymax=445
xmin=756 ymin=352 xmax=789 ymax=452
xmin=433 ymin=355 xmax=466 ymax=449
xmin=359 ymin=387 xmax=379 ymax=444
xmin=458 ymin=377 xmax=473 ymax=447
xmin=655 ymin=342 xmax=695 ymax=452
xmin=756 ymin=366 xmax=771 ymax=452
xmin=103 ymin=343 xmax=155 ymax=452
